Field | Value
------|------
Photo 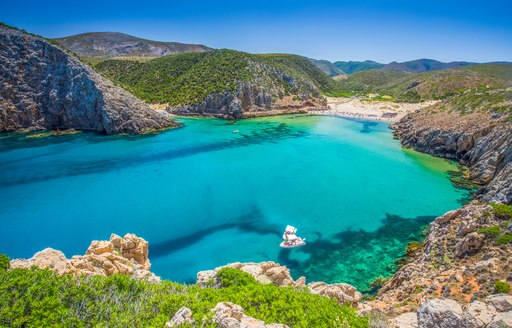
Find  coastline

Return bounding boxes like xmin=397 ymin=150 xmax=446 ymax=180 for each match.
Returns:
xmin=310 ymin=97 xmax=439 ymax=123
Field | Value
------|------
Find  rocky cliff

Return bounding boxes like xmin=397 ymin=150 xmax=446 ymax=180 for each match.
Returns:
xmin=392 ymin=107 xmax=512 ymax=204
xmin=0 ymin=26 xmax=178 ymax=134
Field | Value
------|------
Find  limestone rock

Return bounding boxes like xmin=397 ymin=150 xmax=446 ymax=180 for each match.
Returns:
xmin=165 ymin=307 xmax=194 ymax=327
xmin=390 ymin=312 xmax=418 ymax=328
xmin=10 ymin=248 xmax=68 ymax=274
xmin=417 ymin=299 xmax=464 ymax=328
xmin=455 ymin=232 xmax=485 ymax=257
xmin=486 ymin=295 xmax=512 ymax=312
xmin=211 ymin=302 xmax=289 ymax=328
xmin=0 ymin=26 xmax=178 ymax=134
xmin=465 ymin=301 xmax=497 ymax=327
xmin=10 ymin=233 xmax=159 ymax=282
xmin=307 ymin=281 xmax=362 ymax=307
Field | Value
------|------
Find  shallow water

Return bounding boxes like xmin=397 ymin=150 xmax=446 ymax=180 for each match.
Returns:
xmin=0 ymin=115 xmax=468 ymax=290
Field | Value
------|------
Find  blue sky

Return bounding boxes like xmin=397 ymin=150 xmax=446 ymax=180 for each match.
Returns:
xmin=2 ymin=0 xmax=511 ymax=63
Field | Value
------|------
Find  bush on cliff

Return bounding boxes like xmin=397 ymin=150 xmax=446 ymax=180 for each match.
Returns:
xmin=0 ymin=254 xmax=9 ymax=270
xmin=491 ymin=204 xmax=512 ymax=220
xmin=0 ymin=268 xmax=368 ymax=328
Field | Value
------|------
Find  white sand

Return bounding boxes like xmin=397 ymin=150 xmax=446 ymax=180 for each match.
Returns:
xmin=310 ymin=97 xmax=438 ymax=123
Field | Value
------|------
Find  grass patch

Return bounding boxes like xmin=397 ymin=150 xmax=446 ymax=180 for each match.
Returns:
xmin=477 ymin=226 xmax=502 ymax=235
xmin=494 ymin=234 xmax=512 ymax=245
xmin=491 ymin=204 xmax=512 ymax=219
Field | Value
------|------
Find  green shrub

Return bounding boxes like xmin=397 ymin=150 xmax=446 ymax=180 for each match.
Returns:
xmin=0 ymin=267 xmax=368 ymax=327
xmin=494 ymin=280 xmax=511 ymax=294
xmin=0 ymin=254 xmax=9 ymax=270
xmin=477 ymin=226 xmax=502 ymax=235
xmin=406 ymin=241 xmax=422 ymax=256
xmin=491 ymin=204 xmax=512 ymax=219
xmin=494 ymin=234 xmax=512 ymax=245
xmin=217 ymin=267 xmax=257 ymax=287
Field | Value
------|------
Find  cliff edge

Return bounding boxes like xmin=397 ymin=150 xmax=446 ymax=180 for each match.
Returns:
xmin=0 ymin=26 xmax=179 ymax=134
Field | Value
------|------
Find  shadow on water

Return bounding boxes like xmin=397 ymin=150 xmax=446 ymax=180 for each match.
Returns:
xmin=342 ymin=118 xmax=381 ymax=133
xmin=0 ymin=122 xmax=308 ymax=187
xmin=277 ymin=213 xmax=434 ymax=291
xmin=150 ymin=205 xmax=281 ymax=259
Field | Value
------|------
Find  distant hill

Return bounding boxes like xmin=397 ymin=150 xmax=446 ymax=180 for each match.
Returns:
xmin=54 ymin=32 xmax=211 ymax=59
xmin=335 ymin=63 xmax=512 ymax=102
xmin=307 ymin=58 xmax=344 ymax=76
xmin=96 ymin=50 xmax=338 ymax=118
xmin=381 ymin=59 xmax=474 ymax=73
xmin=334 ymin=60 xmax=385 ymax=74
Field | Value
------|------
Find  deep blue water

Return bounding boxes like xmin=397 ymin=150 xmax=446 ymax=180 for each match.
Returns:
xmin=0 ymin=115 xmax=468 ymax=289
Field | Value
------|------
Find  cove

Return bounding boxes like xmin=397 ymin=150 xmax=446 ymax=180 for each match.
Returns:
xmin=0 ymin=115 xmax=469 ymax=290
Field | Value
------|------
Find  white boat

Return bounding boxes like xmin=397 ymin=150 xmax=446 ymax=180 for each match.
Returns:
xmin=280 ymin=225 xmax=306 ymax=248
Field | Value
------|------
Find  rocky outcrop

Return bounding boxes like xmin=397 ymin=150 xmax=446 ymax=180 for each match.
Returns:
xmin=197 ymin=261 xmax=304 ymax=288
xmin=308 ymin=282 xmax=362 ymax=307
xmin=171 ymin=83 xmax=328 ymax=119
xmin=369 ymin=203 xmax=511 ymax=316
xmin=10 ymin=233 xmax=159 ymax=282
xmin=165 ymin=307 xmax=194 ymax=327
xmin=392 ymin=109 xmax=512 ymax=203
xmin=212 ymin=302 xmax=289 ymax=328
xmin=196 ymin=262 xmax=362 ymax=307
xmin=0 ymin=26 xmax=178 ymax=134
xmin=165 ymin=302 xmax=289 ymax=328
xmin=389 ymin=296 xmax=512 ymax=328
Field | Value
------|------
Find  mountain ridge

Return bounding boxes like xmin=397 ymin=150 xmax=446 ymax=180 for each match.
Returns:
xmin=54 ymin=32 xmax=211 ymax=59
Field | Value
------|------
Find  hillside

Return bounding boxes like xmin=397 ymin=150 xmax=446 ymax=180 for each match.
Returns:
xmin=0 ymin=24 xmax=177 ymax=134
xmin=382 ymin=59 xmax=474 ymax=73
xmin=307 ymin=57 xmax=344 ymax=76
xmin=334 ymin=60 xmax=385 ymax=74
xmin=335 ymin=64 xmax=512 ymax=102
xmin=54 ymin=32 xmax=210 ymax=60
xmin=96 ymin=50 xmax=338 ymax=118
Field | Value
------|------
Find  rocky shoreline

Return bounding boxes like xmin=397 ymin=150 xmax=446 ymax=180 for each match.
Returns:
xmin=0 ymin=26 xmax=178 ymax=134
xmin=392 ymin=109 xmax=512 ymax=204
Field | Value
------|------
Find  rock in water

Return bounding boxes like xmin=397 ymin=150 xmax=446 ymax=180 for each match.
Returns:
xmin=0 ymin=25 xmax=178 ymax=134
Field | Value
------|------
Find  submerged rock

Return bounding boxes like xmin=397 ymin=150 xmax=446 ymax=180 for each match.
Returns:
xmin=0 ymin=25 xmax=178 ymax=134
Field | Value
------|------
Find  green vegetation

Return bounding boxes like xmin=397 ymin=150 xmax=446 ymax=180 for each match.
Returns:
xmin=97 ymin=50 xmax=339 ymax=106
xmin=0 ymin=254 xmax=9 ymax=270
xmin=477 ymin=226 xmax=502 ymax=236
xmin=494 ymin=234 xmax=512 ymax=245
xmin=491 ymin=203 xmax=512 ymax=219
xmin=0 ymin=267 xmax=367 ymax=327
xmin=494 ymin=280 xmax=511 ymax=294
xmin=334 ymin=64 xmax=512 ymax=104
xmin=334 ymin=61 xmax=385 ymax=75
xmin=406 ymin=241 xmax=423 ymax=256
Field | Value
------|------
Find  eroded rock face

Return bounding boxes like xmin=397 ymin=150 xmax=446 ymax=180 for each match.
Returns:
xmin=165 ymin=307 xmax=194 ymax=327
xmin=10 ymin=233 xmax=159 ymax=282
xmin=212 ymin=302 xmax=289 ymax=328
xmin=417 ymin=299 xmax=464 ymax=328
xmin=373 ymin=203 xmax=512 ymax=316
xmin=392 ymin=109 xmax=512 ymax=203
xmin=307 ymin=282 xmax=362 ymax=307
xmin=0 ymin=26 xmax=178 ymax=134
xmin=171 ymin=83 xmax=327 ymax=119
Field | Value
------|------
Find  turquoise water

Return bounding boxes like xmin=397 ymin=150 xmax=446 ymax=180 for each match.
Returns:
xmin=0 ymin=115 xmax=468 ymax=290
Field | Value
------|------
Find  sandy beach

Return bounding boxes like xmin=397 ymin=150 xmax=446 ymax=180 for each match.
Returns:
xmin=311 ymin=97 xmax=438 ymax=123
